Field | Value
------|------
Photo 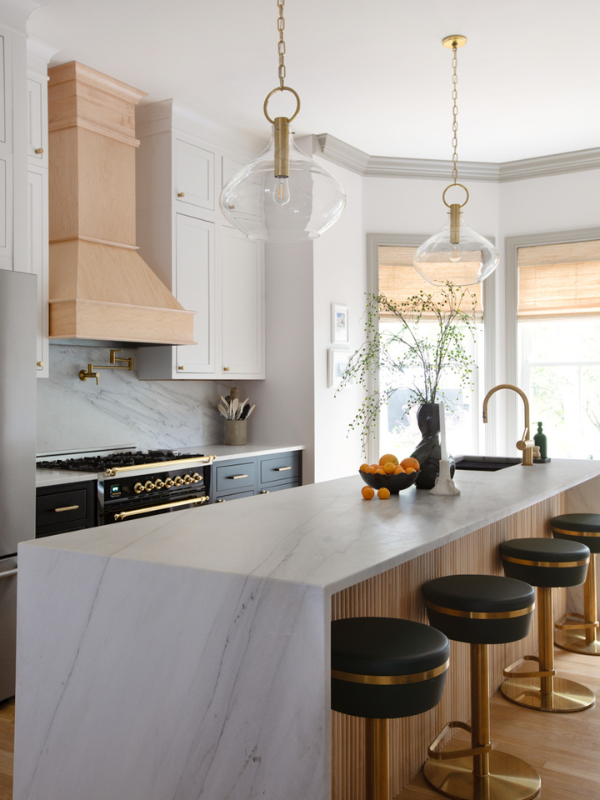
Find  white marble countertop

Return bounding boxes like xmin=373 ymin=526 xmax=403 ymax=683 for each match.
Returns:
xmin=27 ymin=458 xmax=600 ymax=595
xmin=35 ymin=443 xmax=304 ymax=488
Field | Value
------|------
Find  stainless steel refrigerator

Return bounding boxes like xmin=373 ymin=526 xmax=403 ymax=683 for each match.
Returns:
xmin=0 ymin=269 xmax=37 ymax=701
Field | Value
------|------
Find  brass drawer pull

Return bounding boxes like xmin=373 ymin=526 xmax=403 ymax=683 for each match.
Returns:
xmin=53 ymin=505 xmax=80 ymax=513
xmin=223 ymin=367 xmax=230 ymax=372
xmin=35 ymin=147 xmax=44 ymax=155
xmin=259 ymin=490 xmax=270 ymax=494
xmin=114 ymin=496 xmax=207 ymax=521
xmin=275 ymin=466 xmax=292 ymax=471
xmin=229 ymin=474 xmax=248 ymax=480
xmin=36 ymin=361 xmax=44 ymax=368
xmin=177 ymin=192 xmax=185 ymax=197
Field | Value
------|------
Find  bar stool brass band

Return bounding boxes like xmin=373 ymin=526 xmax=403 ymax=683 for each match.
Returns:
xmin=425 ymin=600 xmax=535 ymax=620
xmin=551 ymin=526 xmax=600 ymax=537
xmin=331 ymin=659 xmax=449 ymax=686
xmin=501 ymin=554 xmax=589 ymax=568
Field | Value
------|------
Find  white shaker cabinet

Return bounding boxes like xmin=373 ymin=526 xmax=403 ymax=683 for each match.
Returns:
xmin=221 ymin=225 xmax=264 ymax=376
xmin=27 ymin=74 xmax=48 ymax=167
xmin=27 ymin=167 xmax=49 ymax=377
xmin=136 ymin=101 xmax=265 ymax=381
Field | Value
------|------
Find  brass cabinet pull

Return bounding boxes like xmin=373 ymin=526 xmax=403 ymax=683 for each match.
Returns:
xmin=229 ymin=474 xmax=248 ymax=480
xmin=259 ymin=490 xmax=270 ymax=494
xmin=275 ymin=466 xmax=292 ymax=471
xmin=177 ymin=192 xmax=185 ymax=197
xmin=34 ymin=147 xmax=44 ymax=154
xmin=223 ymin=367 xmax=230 ymax=372
xmin=178 ymin=366 xmax=185 ymax=370
xmin=216 ymin=498 xmax=226 ymax=503
xmin=114 ymin=496 xmax=207 ymax=521
xmin=53 ymin=505 xmax=80 ymax=513
xmin=105 ymin=456 xmax=216 ymax=477
xmin=36 ymin=361 xmax=44 ymax=368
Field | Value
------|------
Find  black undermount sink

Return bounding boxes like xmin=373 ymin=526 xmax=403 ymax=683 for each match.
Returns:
xmin=454 ymin=455 xmax=522 ymax=472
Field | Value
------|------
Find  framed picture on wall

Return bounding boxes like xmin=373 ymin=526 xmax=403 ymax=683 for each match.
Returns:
xmin=328 ymin=348 xmax=351 ymax=388
xmin=331 ymin=303 xmax=349 ymax=344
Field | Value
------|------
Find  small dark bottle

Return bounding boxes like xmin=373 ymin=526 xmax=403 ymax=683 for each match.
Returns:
xmin=534 ymin=422 xmax=548 ymax=460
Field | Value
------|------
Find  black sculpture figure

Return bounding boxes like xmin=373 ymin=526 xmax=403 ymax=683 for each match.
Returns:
xmin=411 ymin=403 xmax=455 ymax=490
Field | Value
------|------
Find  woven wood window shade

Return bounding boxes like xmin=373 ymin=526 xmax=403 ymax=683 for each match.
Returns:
xmin=518 ymin=240 xmax=600 ymax=319
xmin=378 ymin=245 xmax=483 ymax=320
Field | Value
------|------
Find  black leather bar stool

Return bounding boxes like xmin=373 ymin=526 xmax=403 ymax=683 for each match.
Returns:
xmin=331 ymin=617 xmax=450 ymax=800
xmin=551 ymin=513 xmax=600 ymax=655
xmin=499 ymin=537 xmax=594 ymax=713
xmin=422 ymin=575 xmax=541 ymax=800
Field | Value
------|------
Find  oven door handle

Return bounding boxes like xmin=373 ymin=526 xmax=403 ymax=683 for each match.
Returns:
xmin=105 ymin=455 xmax=216 ymax=478
xmin=114 ymin=496 xmax=208 ymax=521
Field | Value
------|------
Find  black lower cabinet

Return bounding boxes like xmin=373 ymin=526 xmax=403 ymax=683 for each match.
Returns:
xmin=36 ymin=481 xmax=97 ymax=538
xmin=211 ymin=450 xmax=302 ymax=503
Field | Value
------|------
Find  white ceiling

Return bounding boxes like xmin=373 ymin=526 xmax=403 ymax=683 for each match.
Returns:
xmin=29 ymin=0 xmax=600 ymax=163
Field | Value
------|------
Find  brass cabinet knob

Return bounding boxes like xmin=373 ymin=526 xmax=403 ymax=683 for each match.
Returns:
xmin=144 ymin=481 xmax=155 ymax=492
xmin=223 ymin=367 xmax=230 ymax=372
xmin=192 ymin=473 xmax=202 ymax=483
xmin=133 ymin=482 xmax=145 ymax=495
xmin=35 ymin=147 xmax=44 ymax=155
xmin=259 ymin=490 xmax=270 ymax=494
xmin=183 ymin=474 xmax=193 ymax=484
xmin=177 ymin=192 xmax=185 ymax=198
xmin=174 ymin=476 xmax=184 ymax=486
xmin=36 ymin=361 xmax=44 ymax=368
xmin=154 ymin=479 xmax=165 ymax=489
xmin=217 ymin=498 xmax=226 ymax=503
xmin=165 ymin=478 xmax=175 ymax=488
xmin=178 ymin=366 xmax=185 ymax=371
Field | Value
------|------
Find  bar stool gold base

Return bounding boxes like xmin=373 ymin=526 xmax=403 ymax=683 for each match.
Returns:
xmin=423 ymin=750 xmax=541 ymax=800
xmin=555 ymin=627 xmax=600 ymax=656
xmin=501 ymin=675 xmax=595 ymax=712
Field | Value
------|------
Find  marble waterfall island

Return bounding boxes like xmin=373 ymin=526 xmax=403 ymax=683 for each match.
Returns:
xmin=14 ymin=459 xmax=600 ymax=800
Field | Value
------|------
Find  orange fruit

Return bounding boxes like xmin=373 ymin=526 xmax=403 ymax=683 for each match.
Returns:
xmin=377 ymin=487 xmax=391 ymax=499
xmin=405 ymin=467 xmax=416 ymax=474
xmin=383 ymin=462 xmax=395 ymax=474
xmin=362 ymin=486 xmax=375 ymax=500
xmin=379 ymin=453 xmax=399 ymax=466
xmin=393 ymin=465 xmax=406 ymax=474
xmin=359 ymin=463 xmax=370 ymax=472
xmin=364 ymin=466 xmax=375 ymax=474
xmin=371 ymin=464 xmax=379 ymax=470
xmin=401 ymin=457 xmax=420 ymax=471
xmin=375 ymin=468 xmax=385 ymax=475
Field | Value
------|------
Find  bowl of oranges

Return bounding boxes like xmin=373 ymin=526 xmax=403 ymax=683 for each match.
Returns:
xmin=359 ymin=454 xmax=420 ymax=497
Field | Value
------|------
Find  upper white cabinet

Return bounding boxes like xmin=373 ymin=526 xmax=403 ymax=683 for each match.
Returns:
xmin=136 ymin=102 xmax=265 ymax=381
xmin=174 ymin=139 xmax=214 ymax=211
xmin=27 ymin=74 xmax=48 ymax=167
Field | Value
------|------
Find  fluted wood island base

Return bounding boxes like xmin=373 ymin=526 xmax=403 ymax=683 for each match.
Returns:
xmin=14 ymin=461 xmax=600 ymax=800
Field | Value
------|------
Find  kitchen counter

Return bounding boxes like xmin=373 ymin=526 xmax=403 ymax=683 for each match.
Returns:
xmin=35 ymin=443 xmax=304 ymax=487
xmin=15 ymin=459 xmax=600 ymax=800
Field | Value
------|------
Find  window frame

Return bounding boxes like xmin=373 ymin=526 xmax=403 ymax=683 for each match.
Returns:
xmin=366 ymin=232 xmax=495 ymax=464
xmin=504 ymin=227 xmax=600 ymax=455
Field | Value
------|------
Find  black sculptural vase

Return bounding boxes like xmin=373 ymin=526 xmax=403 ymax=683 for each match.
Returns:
xmin=410 ymin=403 xmax=455 ymax=490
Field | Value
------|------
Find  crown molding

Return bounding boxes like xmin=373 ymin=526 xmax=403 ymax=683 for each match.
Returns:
xmin=314 ymin=133 xmax=600 ymax=184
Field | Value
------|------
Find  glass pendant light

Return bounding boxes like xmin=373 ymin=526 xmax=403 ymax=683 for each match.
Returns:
xmin=413 ymin=36 xmax=498 ymax=286
xmin=219 ymin=0 xmax=345 ymax=242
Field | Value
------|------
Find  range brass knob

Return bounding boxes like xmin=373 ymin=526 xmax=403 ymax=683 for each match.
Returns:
xmin=144 ymin=481 xmax=155 ymax=492
xmin=164 ymin=478 xmax=175 ymax=488
xmin=133 ymin=482 xmax=145 ymax=495
xmin=174 ymin=476 xmax=184 ymax=486
xmin=183 ymin=474 xmax=193 ymax=484
xmin=192 ymin=473 xmax=202 ymax=483
xmin=154 ymin=479 xmax=165 ymax=489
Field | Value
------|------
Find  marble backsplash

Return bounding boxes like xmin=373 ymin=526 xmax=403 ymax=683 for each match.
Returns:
xmin=37 ymin=346 xmax=227 ymax=454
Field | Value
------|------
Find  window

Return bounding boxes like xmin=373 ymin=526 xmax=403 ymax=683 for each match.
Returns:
xmin=516 ymin=236 xmax=600 ymax=459
xmin=371 ymin=240 xmax=484 ymax=461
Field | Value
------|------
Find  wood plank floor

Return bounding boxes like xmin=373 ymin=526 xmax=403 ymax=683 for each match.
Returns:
xmin=397 ymin=648 xmax=600 ymax=799
xmin=0 ymin=650 xmax=597 ymax=799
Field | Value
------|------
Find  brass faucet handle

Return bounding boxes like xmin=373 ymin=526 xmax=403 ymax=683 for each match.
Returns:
xmin=516 ymin=439 xmax=534 ymax=451
xmin=79 ymin=368 xmax=99 ymax=385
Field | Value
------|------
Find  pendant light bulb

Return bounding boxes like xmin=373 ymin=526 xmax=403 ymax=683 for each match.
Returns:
xmin=218 ymin=2 xmax=345 ymax=242
xmin=413 ymin=35 xmax=498 ymax=286
xmin=273 ymin=176 xmax=290 ymax=206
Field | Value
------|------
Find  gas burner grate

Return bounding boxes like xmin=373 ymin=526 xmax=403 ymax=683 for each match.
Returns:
xmin=37 ymin=450 xmax=205 ymax=472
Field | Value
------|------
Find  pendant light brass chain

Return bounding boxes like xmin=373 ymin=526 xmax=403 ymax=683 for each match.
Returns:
xmin=277 ymin=0 xmax=286 ymax=89
xmin=451 ymin=45 xmax=459 ymax=184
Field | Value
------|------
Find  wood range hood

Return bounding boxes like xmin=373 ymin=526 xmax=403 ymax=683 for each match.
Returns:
xmin=48 ymin=62 xmax=195 ymax=345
